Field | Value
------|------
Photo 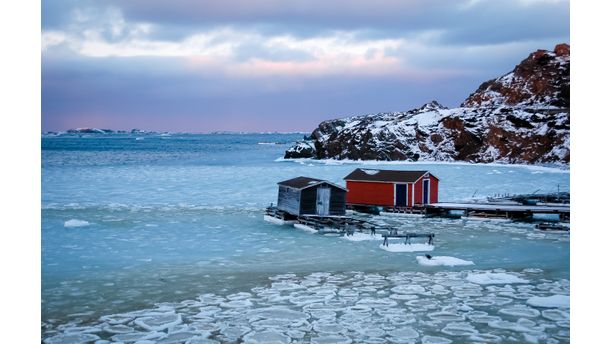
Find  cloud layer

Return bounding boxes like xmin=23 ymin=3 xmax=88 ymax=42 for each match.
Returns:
xmin=42 ymin=0 xmax=569 ymax=132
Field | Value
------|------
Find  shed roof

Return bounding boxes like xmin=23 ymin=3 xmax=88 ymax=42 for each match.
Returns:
xmin=344 ymin=168 xmax=434 ymax=183
xmin=278 ymin=176 xmax=347 ymax=191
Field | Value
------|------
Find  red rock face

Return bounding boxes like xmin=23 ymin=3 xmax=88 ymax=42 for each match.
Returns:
xmin=462 ymin=44 xmax=570 ymax=108
xmin=554 ymin=43 xmax=570 ymax=57
xmin=285 ymin=44 xmax=570 ymax=166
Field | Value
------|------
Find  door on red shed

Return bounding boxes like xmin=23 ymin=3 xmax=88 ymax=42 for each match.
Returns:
xmin=395 ymin=184 xmax=407 ymax=207
xmin=423 ymin=179 xmax=430 ymax=204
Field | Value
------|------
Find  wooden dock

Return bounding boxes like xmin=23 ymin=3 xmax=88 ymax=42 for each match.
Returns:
xmin=264 ymin=206 xmax=297 ymax=225
xmin=382 ymin=232 xmax=435 ymax=247
xmin=381 ymin=206 xmax=426 ymax=216
xmin=265 ymin=206 xmax=435 ymax=243
xmin=294 ymin=214 xmax=379 ymax=235
xmin=424 ymin=202 xmax=570 ymax=221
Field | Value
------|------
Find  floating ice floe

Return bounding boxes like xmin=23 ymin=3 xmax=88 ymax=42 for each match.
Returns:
xmin=340 ymin=233 xmax=384 ymax=241
xmin=248 ymin=307 xmax=309 ymax=322
xmin=263 ymin=215 xmax=295 ymax=225
xmin=466 ymin=272 xmax=529 ymax=285
xmin=387 ymin=326 xmax=419 ymax=339
xmin=391 ymin=284 xmax=426 ymax=295
xmin=466 ymin=311 xmax=502 ymax=324
xmin=541 ymin=309 xmax=570 ymax=321
xmin=487 ymin=318 xmax=546 ymax=334
xmin=499 ymin=305 xmax=541 ymax=318
xmin=186 ymin=336 xmax=219 ymax=344
xmin=379 ymin=243 xmax=434 ymax=253
xmin=99 ymin=313 xmax=134 ymax=325
xmin=293 ymin=223 xmax=318 ymax=233
xmin=526 ymin=295 xmax=570 ymax=308
xmin=467 ymin=333 xmax=503 ymax=342
xmin=243 ymin=330 xmax=291 ymax=344
xmin=102 ymin=323 xmax=134 ymax=334
xmin=44 ymin=333 xmax=100 ymax=344
xmin=219 ymin=325 xmax=251 ymax=341
xmin=522 ymin=268 xmax=544 ymax=274
xmin=220 ymin=299 xmax=253 ymax=308
xmin=421 ymin=335 xmax=453 ymax=344
xmin=416 ymin=256 xmax=475 ymax=267
xmin=134 ymin=313 xmax=182 ymax=331
xmin=43 ymin=270 xmax=571 ymax=343
xmin=311 ymin=334 xmax=352 ymax=344
xmin=157 ymin=331 xmax=202 ymax=344
xmin=64 ymin=219 xmax=90 ymax=227
xmin=441 ymin=322 xmax=478 ymax=336
xmin=427 ymin=311 xmax=465 ymax=322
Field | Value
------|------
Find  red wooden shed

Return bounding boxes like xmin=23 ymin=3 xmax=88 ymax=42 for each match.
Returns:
xmin=344 ymin=168 xmax=439 ymax=208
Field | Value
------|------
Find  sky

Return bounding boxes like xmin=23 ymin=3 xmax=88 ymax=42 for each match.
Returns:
xmin=41 ymin=0 xmax=570 ymax=133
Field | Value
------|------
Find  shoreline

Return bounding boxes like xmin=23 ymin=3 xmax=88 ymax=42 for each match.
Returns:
xmin=276 ymin=157 xmax=570 ymax=173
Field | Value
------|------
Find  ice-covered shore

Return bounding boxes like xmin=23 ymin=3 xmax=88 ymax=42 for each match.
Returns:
xmin=43 ymin=269 xmax=570 ymax=343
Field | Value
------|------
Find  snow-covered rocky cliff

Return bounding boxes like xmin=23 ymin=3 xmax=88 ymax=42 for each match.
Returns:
xmin=285 ymin=44 xmax=570 ymax=165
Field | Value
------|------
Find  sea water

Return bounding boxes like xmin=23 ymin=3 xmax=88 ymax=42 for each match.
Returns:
xmin=42 ymin=133 xmax=570 ymax=343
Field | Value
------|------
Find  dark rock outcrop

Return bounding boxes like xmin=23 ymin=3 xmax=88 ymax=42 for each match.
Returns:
xmin=284 ymin=44 xmax=570 ymax=166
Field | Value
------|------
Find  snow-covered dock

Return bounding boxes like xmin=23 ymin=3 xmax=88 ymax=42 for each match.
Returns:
xmin=292 ymin=214 xmax=376 ymax=236
xmin=424 ymin=202 xmax=570 ymax=222
xmin=265 ymin=206 xmax=435 ymax=244
xmin=264 ymin=206 xmax=298 ymax=225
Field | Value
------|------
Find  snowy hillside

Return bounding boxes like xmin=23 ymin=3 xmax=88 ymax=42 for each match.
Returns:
xmin=285 ymin=44 xmax=570 ymax=166
xmin=463 ymin=44 xmax=569 ymax=108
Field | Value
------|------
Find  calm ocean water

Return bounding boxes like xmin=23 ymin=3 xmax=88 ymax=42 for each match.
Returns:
xmin=42 ymin=133 xmax=570 ymax=343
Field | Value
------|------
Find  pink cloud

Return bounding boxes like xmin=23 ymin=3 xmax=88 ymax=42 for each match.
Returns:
xmin=185 ymin=54 xmax=470 ymax=83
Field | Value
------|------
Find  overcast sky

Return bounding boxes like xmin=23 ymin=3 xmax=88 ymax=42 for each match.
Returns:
xmin=41 ymin=0 xmax=569 ymax=132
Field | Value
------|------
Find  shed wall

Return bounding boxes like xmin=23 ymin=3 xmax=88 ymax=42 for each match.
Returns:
xmin=299 ymin=184 xmax=346 ymax=215
xmin=414 ymin=176 xmax=439 ymax=204
xmin=300 ymin=187 xmax=315 ymax=214
xmin=346 ymin=181 xmax=394 ymax=206
xmin=277 ymin=186 xmax=301 ymax=215
xmin=408 ymin=183 xmax=413 ymax=207
xmin=430 ymin=177 xmax=439 ymax=203
xmin=414 ymin=180 xmax=423 ymax=205
xmin=329 ymin=187 xmax=347 ymax=215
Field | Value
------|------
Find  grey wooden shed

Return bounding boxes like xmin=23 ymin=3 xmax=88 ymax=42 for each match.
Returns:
xmin=277 ymin=176 xmax=347 ymax=216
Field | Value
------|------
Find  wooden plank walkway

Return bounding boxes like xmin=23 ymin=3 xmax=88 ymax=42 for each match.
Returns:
xmin=265 ymin=207 xmax=435 ymax=243
xmin=427 ymin=202 xmax=569 ymax=213
xmin=425 ymin=202 xmax=570 ymax=221
xmin=297 ymin=215 xmax=377 ymax=234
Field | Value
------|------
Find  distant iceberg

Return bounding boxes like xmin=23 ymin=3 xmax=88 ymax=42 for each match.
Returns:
xmin=64 ymin=219 xmax=90 ymax=228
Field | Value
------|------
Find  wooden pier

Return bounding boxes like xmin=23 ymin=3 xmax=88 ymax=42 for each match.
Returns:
xmin=381 ymin=206 xmax=426 ymax=215
xmin=424 ymin=202 xmax=570 ymax=222
xmin=265 ymin=206 xmax=435 ymax=244
xmin=294 ymin=215 xmax=376 ymax=235
xmin=382 ymin=232 xmax=435 ymax=247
